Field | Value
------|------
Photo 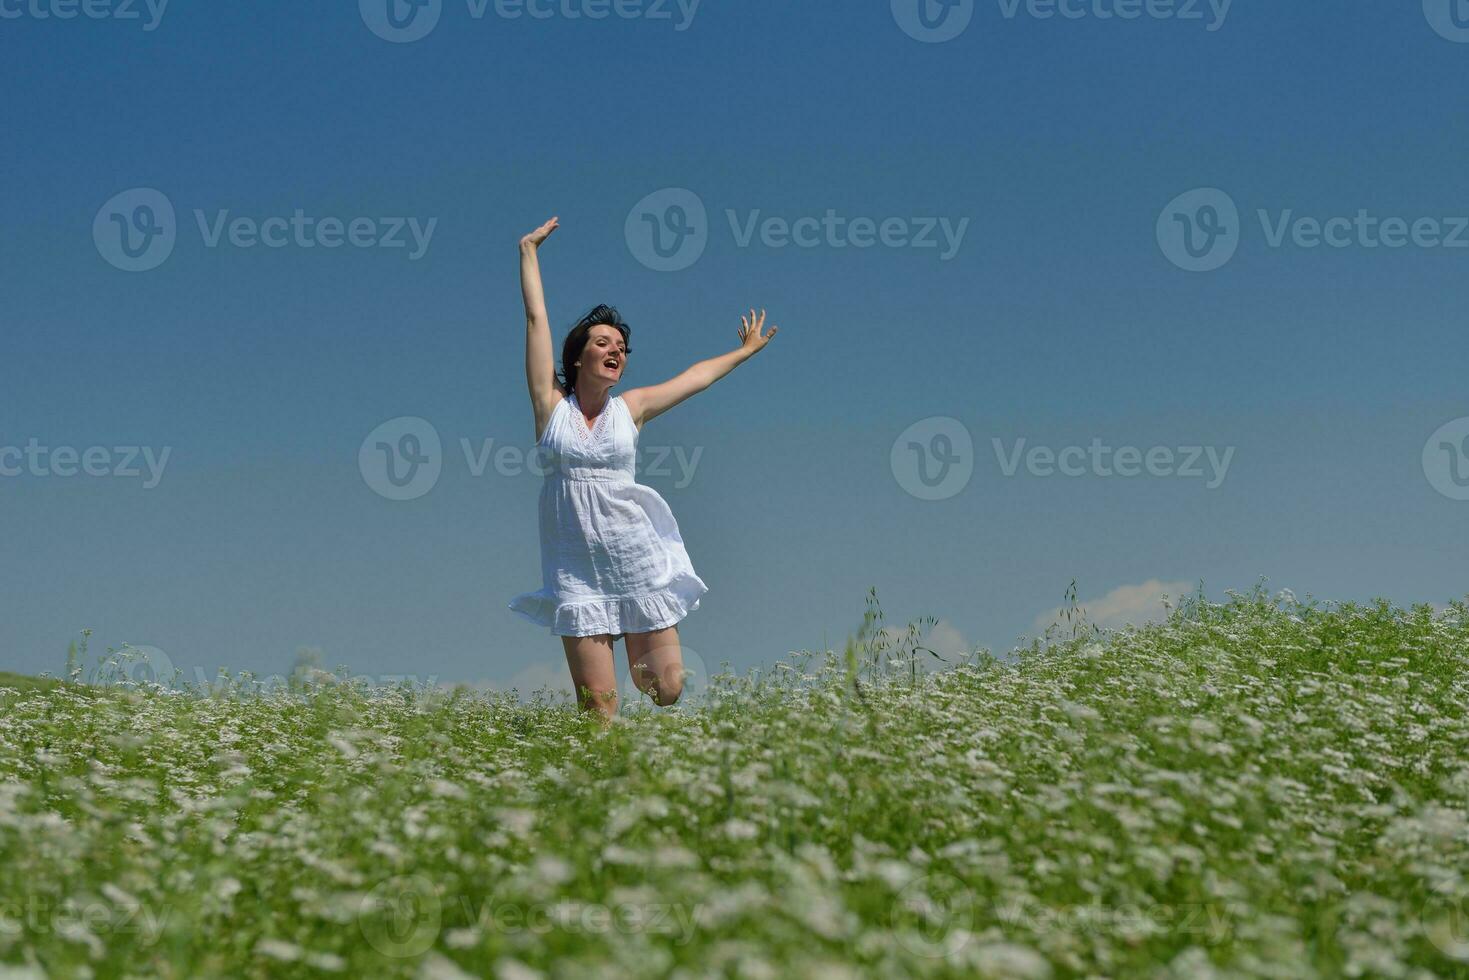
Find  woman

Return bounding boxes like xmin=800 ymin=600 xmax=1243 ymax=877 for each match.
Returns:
xmin=508 ymin=216 xmax=779 ymax=723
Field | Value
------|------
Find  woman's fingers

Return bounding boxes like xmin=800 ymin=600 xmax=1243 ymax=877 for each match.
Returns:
xmin=737 ymin=308 xmax=779 ymax=347
xmin=524 ymin=216 xmax=559 ymax=243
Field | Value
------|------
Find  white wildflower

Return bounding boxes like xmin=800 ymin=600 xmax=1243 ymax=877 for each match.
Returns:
xmin=719 ymin=818 xmax=759 ymax=841
xmin=971 ymin=941 xmax=1052 ymax=979
xmin=254 ymin=938 xmax=304 ymax=962
xmin=490 ymin=958 xmax=544 ymax=980
xmin=428 ymin=779 xmax=467 ymax=800
xmin=530 ymin=854 xmax=573 ymax=884
xmin=305 ymin=951 xmax=346 ymax=972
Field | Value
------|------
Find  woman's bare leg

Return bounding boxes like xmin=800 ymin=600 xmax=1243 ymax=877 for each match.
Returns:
xmin=561 ymin=633 xmax=619 ymax=723
xmin=625 ymin=625 xmax=685 ymax=706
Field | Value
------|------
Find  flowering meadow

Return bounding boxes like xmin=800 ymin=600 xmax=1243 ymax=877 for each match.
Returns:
xmin=2 ymin=586 xmax=1468 ymax=979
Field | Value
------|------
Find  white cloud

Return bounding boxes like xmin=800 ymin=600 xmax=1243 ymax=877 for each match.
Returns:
xmin=1032 ymin=579 xmax=1194 ymax=634
xmin=926 ymin=619 xmax=973 ymax=662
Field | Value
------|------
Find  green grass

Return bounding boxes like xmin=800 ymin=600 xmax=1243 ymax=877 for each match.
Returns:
xmin=1 ymin=585 xmax=1468 ymax=978
xmin=0 ymin=672 xmax=61 ymax=693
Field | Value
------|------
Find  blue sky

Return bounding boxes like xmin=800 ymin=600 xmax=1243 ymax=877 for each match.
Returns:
xmin=3 ymin=1 xmax=1467 ymax=694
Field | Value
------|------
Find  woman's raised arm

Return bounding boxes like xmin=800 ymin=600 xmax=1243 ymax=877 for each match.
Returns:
xmin=624 ymin=308 xmax=779 ymax=429
xmin=521 ymin=217 xmax=561 ymax=416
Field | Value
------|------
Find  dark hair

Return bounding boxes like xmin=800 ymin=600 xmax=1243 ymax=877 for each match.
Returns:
xmin=559 ymin=304 xmax=632 ymax=392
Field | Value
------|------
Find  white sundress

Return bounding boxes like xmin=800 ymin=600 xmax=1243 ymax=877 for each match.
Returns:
xmin=508 ymin=390 xmax=709 ymax=639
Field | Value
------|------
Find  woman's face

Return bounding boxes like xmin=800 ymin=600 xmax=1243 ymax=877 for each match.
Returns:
xmin=582 ymin=324 xmax=627 ymax=382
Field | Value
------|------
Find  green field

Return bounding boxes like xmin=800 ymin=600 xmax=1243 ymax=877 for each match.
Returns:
xmin=0 ymin=673 xmax=62 ymax=694
xmin=2 ymin=586 xmax=1467 ymax=978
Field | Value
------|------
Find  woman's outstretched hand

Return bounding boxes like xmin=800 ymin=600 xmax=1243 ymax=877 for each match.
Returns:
xmin=520 ymin=216 xmax=559 ymax=250
xmin=738 ymin=308 xmax=779 ymax=355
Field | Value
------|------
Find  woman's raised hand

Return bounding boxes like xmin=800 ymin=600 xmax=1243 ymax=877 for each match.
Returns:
xmin=737 ymin=308 xmax=779 ymax=355
xmin=520 ymin=216 xmax=559 ymax=250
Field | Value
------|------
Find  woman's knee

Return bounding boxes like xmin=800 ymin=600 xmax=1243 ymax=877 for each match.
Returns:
xmin=652 ymin=673 xmax=683 ymax=705
xmin=632 ymin=662 xmax=684 ymax=705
